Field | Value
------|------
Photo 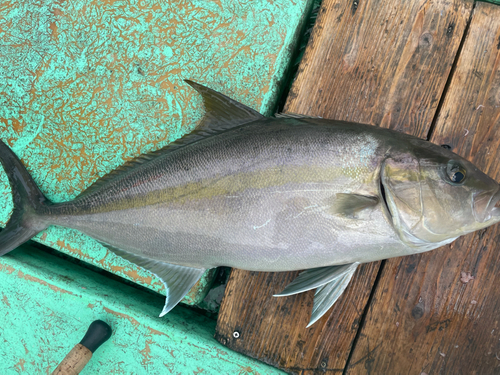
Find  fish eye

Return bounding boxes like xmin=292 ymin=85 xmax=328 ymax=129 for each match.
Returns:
xmin=446 ymin=162 xmax=466 ymax=184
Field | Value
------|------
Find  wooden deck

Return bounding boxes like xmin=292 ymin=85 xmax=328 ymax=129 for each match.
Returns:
xmin=216 ymin=1 xmax=500 ymax=374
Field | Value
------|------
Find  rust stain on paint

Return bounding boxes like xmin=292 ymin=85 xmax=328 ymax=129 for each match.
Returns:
xmin=16 ymin=270 xmax=76 ymax=296
xmin=239 ymin=366 xmax=260 ymax=374
xmin=103 ymin=306 xmax=140 ymax=326
xmin=2 ymin=293 xmax=10 ymax=307
xmin=0 ymin=263 xmax=16 ymax=274
xmin=56 ymin=239 xmax=93 ymax=262
xmin=14 ymin=358 xmax=26 ymax=372
xmin=108 ymin=265 xmax=157 ymax=287
xmin=147 ymin=327 xmax=170 ymax=338
xmin=140 ymin=339 xmax=154 ymax=367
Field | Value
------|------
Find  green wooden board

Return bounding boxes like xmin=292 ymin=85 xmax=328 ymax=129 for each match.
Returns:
xmin=481 ymin=0 xmax=500 ymax=5
xmin=0 ymin=0 xmax=312 ymax=305
xmin=0 ymin=244 xmax=284 ymax=374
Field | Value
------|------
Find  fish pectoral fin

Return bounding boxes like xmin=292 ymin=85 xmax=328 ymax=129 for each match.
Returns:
xmin=330 ymin=193 xmax=379 ymax=217
xmin=273 ymin=263 xmax=359 ymax=327
xmin=103 ymin=244 xmax=205 ymax=317
xmin=307 ymin=263 xmax=358 ymax=327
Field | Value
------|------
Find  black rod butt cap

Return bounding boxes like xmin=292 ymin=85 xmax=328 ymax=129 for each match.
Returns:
xmin=79 ymin=320 xmax=112 ymax=353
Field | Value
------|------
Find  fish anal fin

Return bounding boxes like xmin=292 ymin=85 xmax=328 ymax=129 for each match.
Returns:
xmin=102 ymin=243 xmax=205 ymax=316
xmin=331 ymin=193 xmax=379 ymax=217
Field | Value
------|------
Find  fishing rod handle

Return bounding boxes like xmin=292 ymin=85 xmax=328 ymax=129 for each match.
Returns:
xmin=52 ymin=344 xmax=92 ymax=375
xmin=52 ymin=320 xmax=112 ymax=375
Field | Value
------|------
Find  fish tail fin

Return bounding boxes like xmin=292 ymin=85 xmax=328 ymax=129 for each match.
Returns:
xmin=0 ymin=139 xmax=51 ymax=256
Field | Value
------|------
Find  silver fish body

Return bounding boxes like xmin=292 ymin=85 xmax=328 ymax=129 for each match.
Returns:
xmin=1 ymin=81 xmax=499 ymax=326
xmin=48 ymin=120 xmax=404 ymax=271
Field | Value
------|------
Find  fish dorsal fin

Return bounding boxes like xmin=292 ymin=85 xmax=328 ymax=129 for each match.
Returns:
xmin=103 ymin=243 xmax=205 ymax=316
xmin=75 ymin=154 xmax=158 ymax=199
xmin=76 ymin=80 xmax=265 ymax=200
xmin=274 ymin=112 xmax=322 ymax=119
xmin=331 ymin=193 xmax=379 ymax=217
xmin=308 ymin=263 xmax=359 ymax=327
xmin=184 ymin=80 xmax=265 ymax=129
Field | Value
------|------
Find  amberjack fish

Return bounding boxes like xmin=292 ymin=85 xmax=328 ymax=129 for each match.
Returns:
xmin=1 ymin=81 xmax=499 ymax=326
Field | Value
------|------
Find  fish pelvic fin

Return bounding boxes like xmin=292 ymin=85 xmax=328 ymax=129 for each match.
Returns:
xmin=274 ymin=262 xmax=359 ymax=327
xmin=0 ymin=139 xmax=51 ymax=256
xmin=307 ymin=263 xmax=358 ymax=327
xmin=102 ymin=244 xmax=205 ymax=316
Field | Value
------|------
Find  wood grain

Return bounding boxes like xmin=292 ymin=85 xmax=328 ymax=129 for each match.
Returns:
xmin=285 ymin=0 xmax=473 ymax=135
xmin=346 ymin=3 xmax=500 ymax=374
xmin=216 ymin=264 xmax=379 ymax=373
xmin=215 ymin=0 xmax=473 ymax=373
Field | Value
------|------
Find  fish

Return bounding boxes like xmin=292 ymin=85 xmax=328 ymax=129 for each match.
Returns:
xmin=1 ymin=80 xmax=499 ymax=327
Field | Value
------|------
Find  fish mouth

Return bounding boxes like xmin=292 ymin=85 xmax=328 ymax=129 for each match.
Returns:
xmin=487 ymin=188 xmax=500 ymax=221
xmin=473 ymin=185 xmax=500 ymax=223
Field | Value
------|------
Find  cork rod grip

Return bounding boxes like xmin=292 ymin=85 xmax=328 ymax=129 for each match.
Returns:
xmin=52 ymin=344 xmax=92 ymax=375
xmin=51 ymin=320 xmax=112 ymax=375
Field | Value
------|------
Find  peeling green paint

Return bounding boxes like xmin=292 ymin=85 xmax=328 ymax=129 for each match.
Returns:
xmin=0 ymin=0 xmax=312 ymax=305
xmin=0 ymin=245 xmax=284 ymax=374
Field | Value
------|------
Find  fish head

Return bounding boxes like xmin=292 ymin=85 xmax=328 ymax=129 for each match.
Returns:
xmin=381 ymin=139 xmax=500 ymax=249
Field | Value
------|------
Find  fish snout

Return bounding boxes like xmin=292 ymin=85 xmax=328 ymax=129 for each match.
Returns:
xmin=473 ymin=186 xmax=500 ymax=223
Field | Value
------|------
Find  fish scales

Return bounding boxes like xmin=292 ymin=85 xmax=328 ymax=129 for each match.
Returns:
xmin=47 ymin=120 xmax=398 ymax=271
xmin=1 ymin=81 xmax=499 ymax=326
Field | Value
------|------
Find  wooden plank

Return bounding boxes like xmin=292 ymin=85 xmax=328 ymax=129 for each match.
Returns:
xmin=0 ymin=0 xmax=312 ymax=307
xmin=215 ymin=0 xmax=473 ymax=373
xmin=216 ymin=264 xmax=380 ymax=372
xmin=346 ymin=3 xmax=500 ymax=374
xmin=285 ymin=0 xmax=472 ymax=135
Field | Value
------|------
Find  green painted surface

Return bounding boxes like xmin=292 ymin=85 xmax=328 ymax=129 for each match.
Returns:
xmin=0 ymin=244 xmax=284 ymax=374
xmin=480 ymin=0 xmax=500 ymax=5
xmin=0 ymin=0 xmax=311 ymax=304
